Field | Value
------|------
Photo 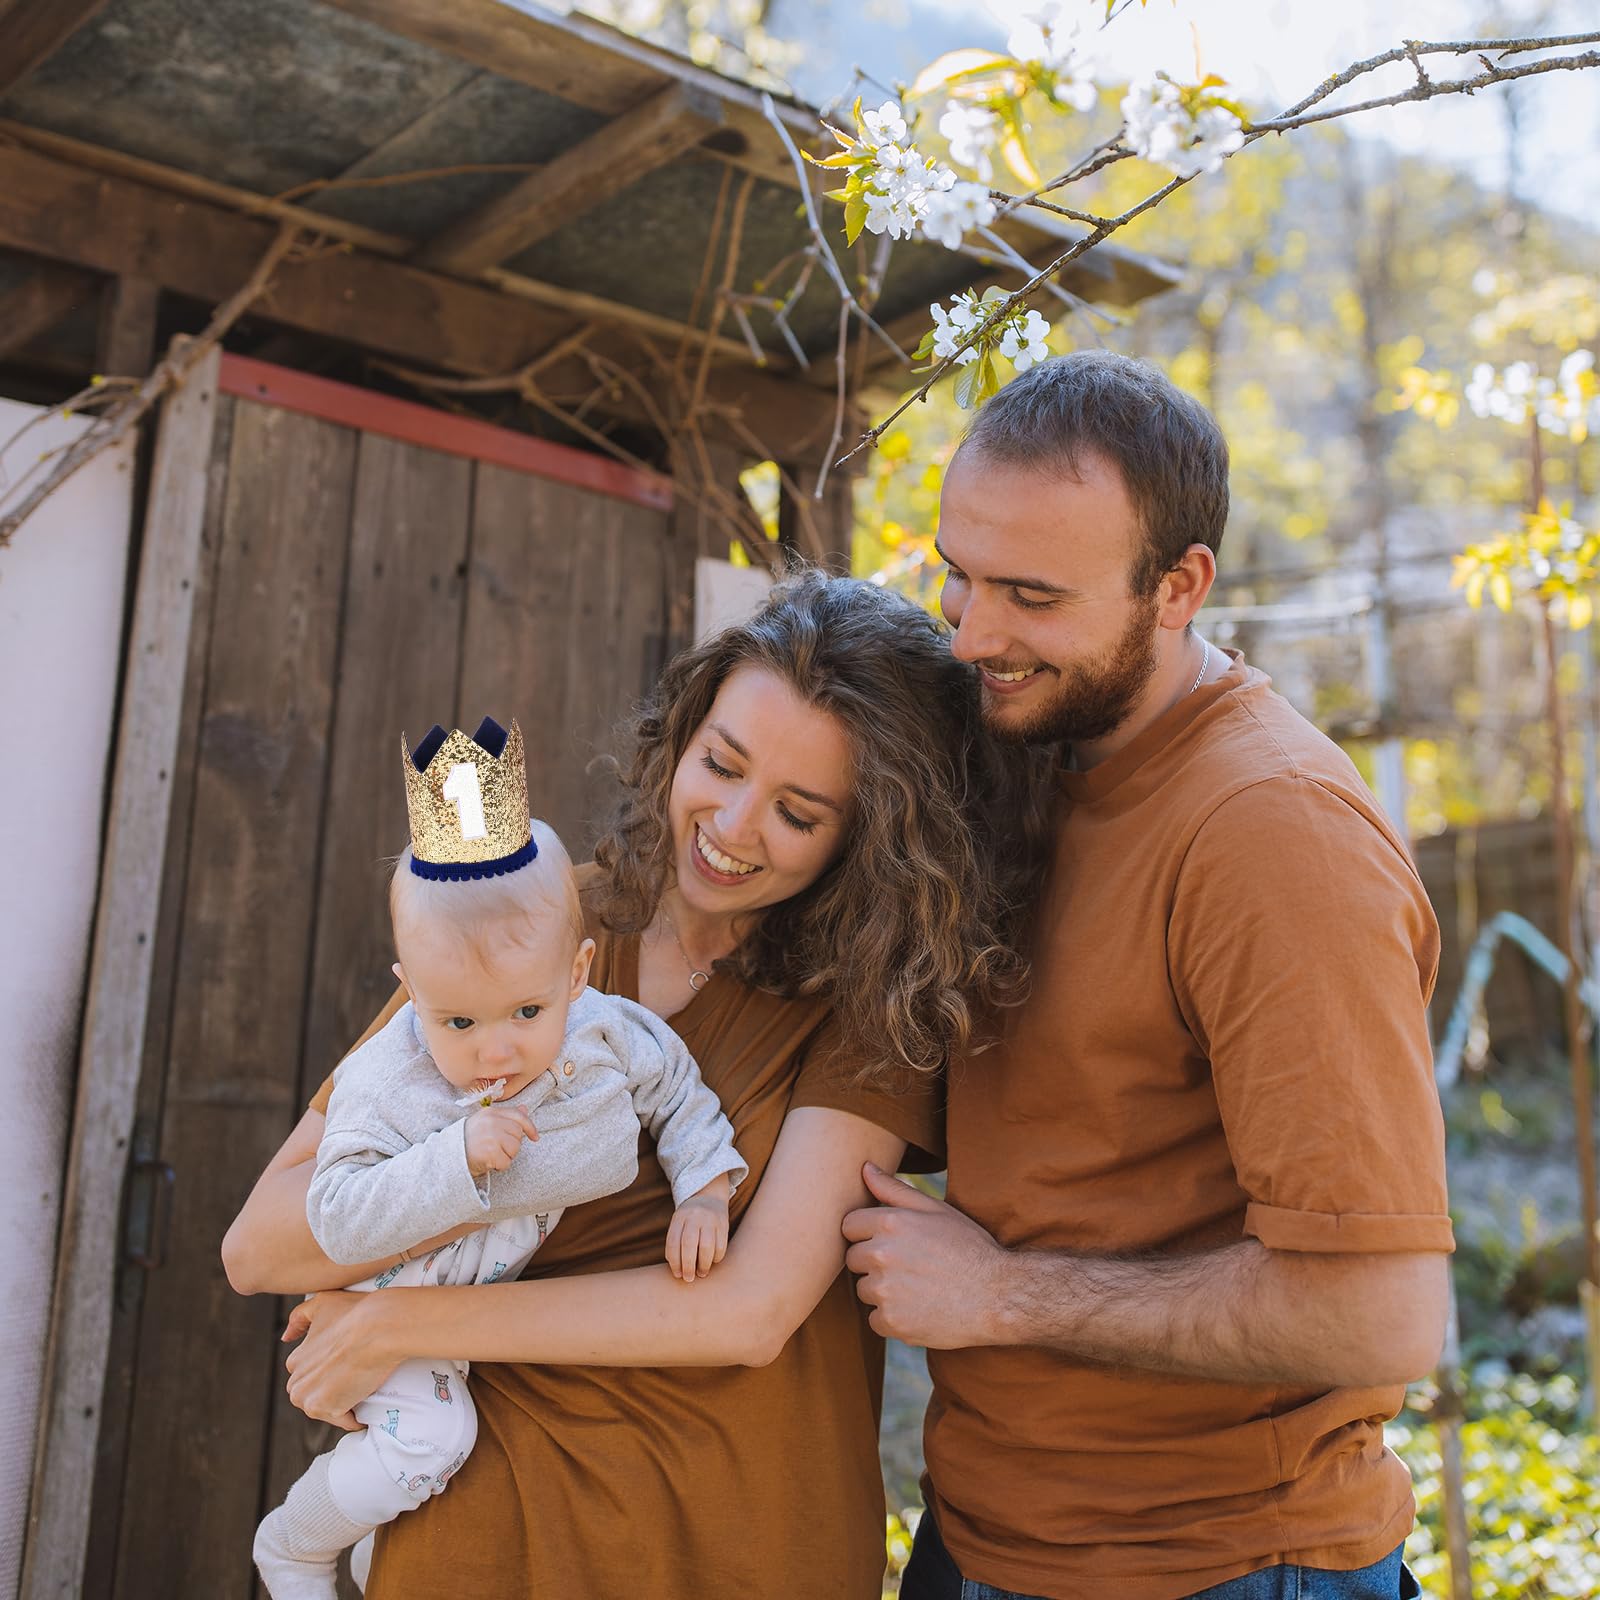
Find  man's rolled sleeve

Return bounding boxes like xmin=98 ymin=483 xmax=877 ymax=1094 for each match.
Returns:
xmin=1170 ymin=774 xmax=1454 ymax=1258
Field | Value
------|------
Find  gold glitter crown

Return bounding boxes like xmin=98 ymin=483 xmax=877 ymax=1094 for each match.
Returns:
xmin=401 ymin=716 xmax=533 ymax=879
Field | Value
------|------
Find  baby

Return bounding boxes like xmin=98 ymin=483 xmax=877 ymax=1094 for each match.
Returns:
xmin=252 ymin=717 xmax=746 ymax=1600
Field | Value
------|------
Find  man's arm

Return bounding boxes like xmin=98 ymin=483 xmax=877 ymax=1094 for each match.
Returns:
xmin=843 ymin=1166 xmax=1450 ymax=1390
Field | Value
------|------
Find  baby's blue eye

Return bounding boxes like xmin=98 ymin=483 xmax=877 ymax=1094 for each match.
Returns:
xmin=444 ymin=1017 xmax=474 ymax=1032
xmin=516 ymin=1004 xmax=542 ymax=1021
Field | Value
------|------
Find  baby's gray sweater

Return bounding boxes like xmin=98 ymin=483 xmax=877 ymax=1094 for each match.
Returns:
xmin=309 ymin=987 xmax=746 ymax=1265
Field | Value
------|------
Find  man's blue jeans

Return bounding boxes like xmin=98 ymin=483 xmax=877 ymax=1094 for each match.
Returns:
xmin=898 ymin=1506 xmax=1423 ymax=1600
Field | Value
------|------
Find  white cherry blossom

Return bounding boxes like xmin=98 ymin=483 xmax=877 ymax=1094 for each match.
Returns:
xmin=1173 ymin=104 xmax=1245 ymax=176
xmin=1123 ymin=77 xmax=1244 ymax=177
xmin=931 ymin=298 xmax=982 ymax=364
xmin=999 ymin=309 xmax=1051 ymax=370
xmin=1122 ymin=76 xmax=1189 ymax=167
xmin=864 ymin=187 xmax=917 ymax=240
xmin=921 ymin=178 xmax=997 ymax=250
xmin=939 ymin=101 xmax=1002 ymax=180
xmin=1007 ymin=5 xmax=1084 ymax=71
xmin=861 ymin=100 xmax=908 ymax=150
xmin=1053 ymin=65 xmax=1099 ymax=113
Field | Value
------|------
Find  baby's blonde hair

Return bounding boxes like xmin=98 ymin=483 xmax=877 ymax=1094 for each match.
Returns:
xmin=390 ymin=818 xmax=585 ymax=960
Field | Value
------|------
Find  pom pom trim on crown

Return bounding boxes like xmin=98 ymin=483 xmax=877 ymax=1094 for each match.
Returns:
xmin=408 ymin=836 xmax=540 ymax=881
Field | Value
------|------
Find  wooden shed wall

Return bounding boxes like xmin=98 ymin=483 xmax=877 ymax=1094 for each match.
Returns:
xmin=86 ymin=367 xmax=673 ymax=1597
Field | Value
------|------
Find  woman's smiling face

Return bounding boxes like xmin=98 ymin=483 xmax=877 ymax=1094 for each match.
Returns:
xmin=667 ymin=665 xmax=855 ymax=918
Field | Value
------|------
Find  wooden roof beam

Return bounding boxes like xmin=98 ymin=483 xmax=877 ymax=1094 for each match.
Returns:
xmin=0 ymin=142 xmax=842 ymax=457
xmin=0 ymin=261 xmax=99 ymax=358
xmin=417 ymin=83 xmax=723 ymax=275
xmin=0 ymin=0 xmax=115 ymax=94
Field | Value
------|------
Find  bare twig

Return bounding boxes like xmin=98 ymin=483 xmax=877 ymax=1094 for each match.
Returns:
xmin=1251 ymin=46 xmax=1600 ymax=133
xmin=688 ymin=173 xmax=759 ymax=420
xmin=760 ymin=92 xmax=910 ymax=367
xmin=814 ymin=302 xmax=853 ymax=498
xmin=0 ymin=225 xmax=302 ymax=550
xmin=676 ymin=163 xmax=735 ymax=377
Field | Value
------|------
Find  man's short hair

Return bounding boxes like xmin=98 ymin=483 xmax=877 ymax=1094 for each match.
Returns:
xmin=959 ymin=350 xmax=1230 ymax=596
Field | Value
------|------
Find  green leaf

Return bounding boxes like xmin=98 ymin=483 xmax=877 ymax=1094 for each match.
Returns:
xmin=911 ymin=328 xmax=939 ymax=360
xmin=909 ymin=48 xmax=1015 ymax=97
xmin=953 ymin=359 xmax=984 ymax=409
xmin=999 ymin=129 xmax=1040 ymax=187
xmin=980 ymin=350 xmax=1001 ymax=403
xmin=844 ymin=195 xmax=869 ymax=245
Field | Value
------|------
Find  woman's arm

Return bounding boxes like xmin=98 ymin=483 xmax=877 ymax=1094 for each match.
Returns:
xmin=222 ymin=1110 xmax=470 ymax=1295
xmin=283 ymin=1106 xmax=905 ymax=1424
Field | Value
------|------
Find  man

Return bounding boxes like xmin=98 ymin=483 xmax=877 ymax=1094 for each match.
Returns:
xmin=844 ymin=351 xmax=1450 ymax=1600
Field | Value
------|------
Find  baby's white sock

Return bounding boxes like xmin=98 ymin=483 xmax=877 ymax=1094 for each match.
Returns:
xmin=350 ymin=1530 xmax=375 ymax=1594
xmin=253 ymin=1453 xmax=372 ymax=1600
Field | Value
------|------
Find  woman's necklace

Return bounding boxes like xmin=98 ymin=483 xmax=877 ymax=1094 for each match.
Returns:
xmin=658 ymin=905 xmax=714 ymax=994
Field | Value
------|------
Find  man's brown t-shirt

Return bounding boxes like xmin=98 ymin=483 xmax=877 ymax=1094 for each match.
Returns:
xmin=925 ymin=657 xmax=1453 ymax=1600
xmin=310 ymin=869 xmax=941 ymax=1598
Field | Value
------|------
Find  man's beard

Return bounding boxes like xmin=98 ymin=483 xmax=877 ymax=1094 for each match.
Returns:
xmin=982 ymin=592 xmax=1162 ymax=748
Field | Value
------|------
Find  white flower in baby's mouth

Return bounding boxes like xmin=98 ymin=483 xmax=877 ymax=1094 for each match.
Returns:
xmin=455 ymin=1076 xmax=508 ymax=1108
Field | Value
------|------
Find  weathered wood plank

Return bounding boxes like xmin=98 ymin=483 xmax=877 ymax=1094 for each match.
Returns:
xmin=0 ymin=118 xmax=755 ymax=368
xmin=0 ymin=263 xmax=98 ymax=359
xmin=418 ymin=83 xmax=723 ymax=274
xmin=94 ymin=275 xmax=162 ymax=379
xmin=257 ymin=432 xmax=474 ymax=1589
xmin=81 ymin=392 xmax=237 ymax=1598
xmin=315 ymin=0 xmax=812 ymax=191
xmin=109 ymin=401 xmax=359 ymax=1596
xmin=459 ymin=464 xmax=583 ymax=842
xmin=458 ymin=466 xmax=666 ymax=848
xmin=19 ymin=347 xmax=222 ymax=1600
xmin=0 ymin=0 xmax=114 ymax=95
xmin=292 ymin=433 xmax=475 ymax=1099
xmin=0 ymin=142 xmax=841 ymax=455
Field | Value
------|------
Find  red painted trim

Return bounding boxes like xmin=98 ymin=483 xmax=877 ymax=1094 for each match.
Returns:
xmin=217 ymin=353 xmax=674 ymax=512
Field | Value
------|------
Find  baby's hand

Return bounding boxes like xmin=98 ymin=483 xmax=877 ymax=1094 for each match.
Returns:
xmin=464 ymin=1105 xmax=539 ymax=1178
xmin=666 ymin=1173 xmax=731 ymax=1282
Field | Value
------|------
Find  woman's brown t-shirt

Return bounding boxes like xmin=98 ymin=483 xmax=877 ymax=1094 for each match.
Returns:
xmin=309 ymin=877 xmax=941 ymax=1598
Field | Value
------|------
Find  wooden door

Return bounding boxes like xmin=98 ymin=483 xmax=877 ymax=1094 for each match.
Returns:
xmin=85 ymin=359 xmax=672 ymax=1598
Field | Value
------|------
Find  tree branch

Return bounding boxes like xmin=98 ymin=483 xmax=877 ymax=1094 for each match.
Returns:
xmin=834 ymin=30 xmax=1600 ymax=461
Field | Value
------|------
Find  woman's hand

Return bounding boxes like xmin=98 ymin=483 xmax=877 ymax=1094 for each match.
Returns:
xmin=282 ymin=1292 xmax=394 ymax=1430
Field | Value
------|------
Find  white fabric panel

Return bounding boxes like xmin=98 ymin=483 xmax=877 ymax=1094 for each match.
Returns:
xmin=693 ymin=554 xmax=773 ymax=645
xmin=0 ymin=403 xmax=136 ymax=1600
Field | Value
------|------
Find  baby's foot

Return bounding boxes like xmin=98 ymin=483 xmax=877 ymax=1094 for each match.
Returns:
xmin=253 ymin=1510 xmax=338 ymax=1600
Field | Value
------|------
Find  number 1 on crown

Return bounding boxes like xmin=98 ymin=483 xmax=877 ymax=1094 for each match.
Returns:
xmin=442 ymin=762 xmax=488 ymax=841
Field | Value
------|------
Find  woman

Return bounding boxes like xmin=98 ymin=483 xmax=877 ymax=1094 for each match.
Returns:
xmin=224 ymin=569 xmax=1053 ymax=1598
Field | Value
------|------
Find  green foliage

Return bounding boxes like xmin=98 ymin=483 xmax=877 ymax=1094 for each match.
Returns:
xmin=1397 ymin=1368 xmax=1600 ymax=1598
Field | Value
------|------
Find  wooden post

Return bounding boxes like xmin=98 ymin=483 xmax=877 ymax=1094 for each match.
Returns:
xmin=95 ymin=274 xmax=161 ymax=378
xmin=19 ymin=347 xmax=221 ymax=1600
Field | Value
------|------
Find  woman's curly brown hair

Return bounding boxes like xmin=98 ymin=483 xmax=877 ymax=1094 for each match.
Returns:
xmin=591 ymin=567 xmax=1056 ymax=1083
